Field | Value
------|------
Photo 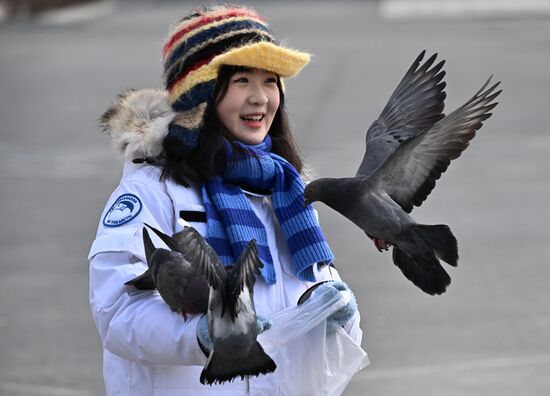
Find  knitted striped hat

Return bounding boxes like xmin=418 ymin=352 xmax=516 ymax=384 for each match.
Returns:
xmin=162 ymin=5 xmax=310 ymax=154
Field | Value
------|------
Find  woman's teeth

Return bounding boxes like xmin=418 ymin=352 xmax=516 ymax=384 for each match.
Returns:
xmin=241 ymin=115 xmax=264 ymax=121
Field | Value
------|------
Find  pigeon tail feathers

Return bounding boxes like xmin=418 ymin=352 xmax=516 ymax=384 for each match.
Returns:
xmin=392 ymin=247 xmax=451 ymax=295
xmin=199 ymin=342 xmax=277 ymax=385
xmin=412 ymin=224 xmax=458 ymax=266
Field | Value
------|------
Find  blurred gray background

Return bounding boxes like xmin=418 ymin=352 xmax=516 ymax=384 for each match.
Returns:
xmin=1 ymin=0 xmax=549 ymax=395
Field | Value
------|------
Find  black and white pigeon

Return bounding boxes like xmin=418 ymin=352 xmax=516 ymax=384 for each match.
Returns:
xmin=146 ymin=224 xmax=277 ymax=384
xmin=304 ymin=51 xmax=501 ymax=295
xmin=125 ymin=226 xmax=209 ymax=319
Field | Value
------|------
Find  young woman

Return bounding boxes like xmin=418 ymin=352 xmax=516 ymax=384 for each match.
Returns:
xmin=89 ymin=5 xmax=363 ymax=395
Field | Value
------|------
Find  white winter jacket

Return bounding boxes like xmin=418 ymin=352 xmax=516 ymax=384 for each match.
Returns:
xmin=89 ymin=89 xmax=363 ymax=395
xmin=89 ymin=162 xmax=362 ymax=396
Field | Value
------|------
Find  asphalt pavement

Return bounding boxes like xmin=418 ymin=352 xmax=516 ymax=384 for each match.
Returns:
xmin=1 ymin=1 xmax=549 ymax=395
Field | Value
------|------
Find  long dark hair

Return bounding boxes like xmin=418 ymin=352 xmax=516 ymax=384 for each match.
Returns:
xmin=162 ymin=65 xmax=304 ymax=186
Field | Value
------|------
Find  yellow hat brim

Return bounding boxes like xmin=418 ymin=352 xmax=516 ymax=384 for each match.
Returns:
xmin=210 ymin=41 xmax=310 ymax=78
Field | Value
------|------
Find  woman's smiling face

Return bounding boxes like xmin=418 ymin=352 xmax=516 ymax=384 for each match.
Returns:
xmin=216 ymin=68 xmax=280 ymax=145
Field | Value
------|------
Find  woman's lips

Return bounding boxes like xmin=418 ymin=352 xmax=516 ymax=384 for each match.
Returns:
xmin=240 ymin=114 xmax=264 ymax=129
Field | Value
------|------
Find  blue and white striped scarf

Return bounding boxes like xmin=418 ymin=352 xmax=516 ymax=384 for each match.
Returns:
xmin=202 ymin=136 xmax=333 ymax=284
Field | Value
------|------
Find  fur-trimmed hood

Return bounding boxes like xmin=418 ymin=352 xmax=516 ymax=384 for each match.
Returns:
xmin=100 ymin=89 xmax=175 ymax=161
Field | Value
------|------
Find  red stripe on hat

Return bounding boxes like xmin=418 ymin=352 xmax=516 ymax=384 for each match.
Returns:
xmin=167 ymin=54 xmax=219 ymax=93
xmin=163 ymin=9 xmax=265 ymax=58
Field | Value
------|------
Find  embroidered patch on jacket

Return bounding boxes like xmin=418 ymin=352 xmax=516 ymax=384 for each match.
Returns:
xmin=103 ymin=194 xmax=142 ymax=227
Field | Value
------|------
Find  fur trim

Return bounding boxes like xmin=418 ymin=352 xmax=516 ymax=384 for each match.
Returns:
xmin=100 ymin=89 xmax=175 ymax=161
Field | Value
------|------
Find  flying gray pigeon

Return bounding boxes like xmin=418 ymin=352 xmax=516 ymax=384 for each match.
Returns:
xmin=304 ymin=51 xmax=501 ymax=295
xmin=125 ymin=227 xmax=209 ymax=319
xmin=145 ymin=224 xmax=277 ymax=384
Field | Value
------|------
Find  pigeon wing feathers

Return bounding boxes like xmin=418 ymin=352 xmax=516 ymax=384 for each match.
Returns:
xmin=154 ymin=254 xmax=188 ymax=304
xmin=144 ymin=222 xmax=180 ymax=252
xmin=178 ymin=227 xmax=226 ymax=291
xmin=144 ymin=223 xmax=225 ymax=290
xmin=233 ymin=239 xmax=262 ymax=295
xmin=357 ymin=51 xmax=447 ymax=178
xmin=142 ymin=227 xmax=156 ymax=268
xmin=226 ymin=240 xmax=262 ymax=319
xmin=124 ymin=227 xmax=157 ymax=289
xmin=373 ymin=77 xmax=501 ymax=213
xmin=124 ymin=269 xmax=155 ymax=289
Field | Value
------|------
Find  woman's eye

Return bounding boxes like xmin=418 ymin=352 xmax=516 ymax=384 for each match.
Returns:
xmin=233 ymin=77 xmax=248 ymax=83
xmin=265 ymin=77 xmax=278 ymax=84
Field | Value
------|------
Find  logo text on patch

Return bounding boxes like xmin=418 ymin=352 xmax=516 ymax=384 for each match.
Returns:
xmin=103 ymin=194 xmax=142 ymax=227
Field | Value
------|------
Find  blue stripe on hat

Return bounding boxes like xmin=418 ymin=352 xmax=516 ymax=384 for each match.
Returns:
xmin=171 ymin=80 xmax=216 ymax=113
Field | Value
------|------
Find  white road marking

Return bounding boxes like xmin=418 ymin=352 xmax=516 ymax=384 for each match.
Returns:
xmin=354 ymin=353 xmax=550 ymax=381
xmin=380 ymin=0 xmax=550 ymax=20
xmin=0 ymin=380 xmax=95 ymax=396
xmin=37 ymin=1 xmax=114 ymax=26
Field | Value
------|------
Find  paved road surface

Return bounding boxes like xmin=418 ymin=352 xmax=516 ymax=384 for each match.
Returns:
xmin=1 ymin=1 xmax=549 ymax=395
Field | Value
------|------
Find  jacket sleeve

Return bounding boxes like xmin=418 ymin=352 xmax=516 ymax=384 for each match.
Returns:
xmin=88 ymin=173 xmax=207 ymax=366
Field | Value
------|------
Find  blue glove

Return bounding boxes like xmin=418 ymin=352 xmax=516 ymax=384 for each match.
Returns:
xmin=300 ymin=280 xmax=358 ymax=331
xmin=196 ymin=315 xmax=213 ymax=355
xmin=196 ymin=314 xmax=272 ymax=356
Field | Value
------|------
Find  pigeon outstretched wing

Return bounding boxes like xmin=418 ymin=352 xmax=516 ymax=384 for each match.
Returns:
xmin=232 ymin=239 xmax=262 ymax=295
xmin=357 ymin=50 xmax=447 ymax=178
xmin=144 ymin=223 xmax=226 ymax=291
xmin=227 ymin=239 xmax=262 ymax=320
xmin=372 ymin=77 xmax=502 ymax=213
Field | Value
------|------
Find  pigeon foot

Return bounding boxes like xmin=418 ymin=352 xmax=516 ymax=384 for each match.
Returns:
xmin=373 ymin=238 xmax=390 ymax=252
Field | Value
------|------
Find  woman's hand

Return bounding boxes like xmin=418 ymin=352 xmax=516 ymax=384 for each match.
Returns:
xmin=196 ymin=314 xmax=272 ymax=356
xmin=299 ymin=280 xmax=358 ymax=332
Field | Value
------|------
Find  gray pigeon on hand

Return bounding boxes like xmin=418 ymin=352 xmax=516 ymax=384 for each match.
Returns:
xmin=304 ymin=51 xmax=501 ymax=295
xmin=165 ymin=229 xmax=277 ymax=384
xmin=146 ymin=224 xmax=277 ymax=384
xmin=201 ymin=239 xmax=276 ymax=385
xmin=125 ymin=226 xmax=209 ymax=319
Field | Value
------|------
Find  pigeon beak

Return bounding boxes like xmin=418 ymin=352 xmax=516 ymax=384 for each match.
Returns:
xmin=303 ymin=197 xmax=310 ymax=208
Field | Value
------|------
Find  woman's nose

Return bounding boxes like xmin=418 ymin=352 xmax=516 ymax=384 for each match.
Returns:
xmin=248 ymin=85 xmax=269 ymax=105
